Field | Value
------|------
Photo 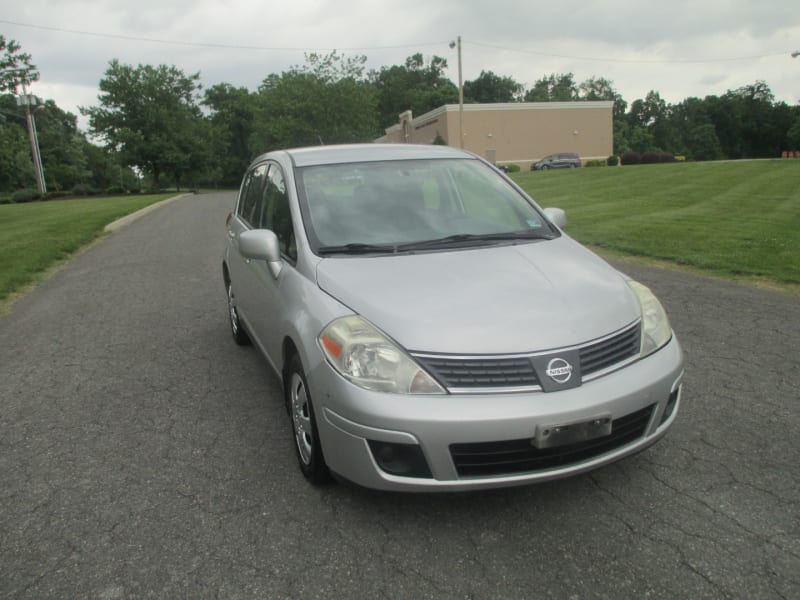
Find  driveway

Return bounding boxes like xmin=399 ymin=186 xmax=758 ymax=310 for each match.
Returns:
xmin=1 ymin=192 xmax=797 ymax=598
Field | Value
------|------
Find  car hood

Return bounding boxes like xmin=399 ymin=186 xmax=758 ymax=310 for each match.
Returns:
xmin=315 ymin=237 xmax=641 ymax=354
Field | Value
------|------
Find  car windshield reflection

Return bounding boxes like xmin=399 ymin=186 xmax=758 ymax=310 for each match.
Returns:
xmin=297 ymin=158 xmax=555 ymax=253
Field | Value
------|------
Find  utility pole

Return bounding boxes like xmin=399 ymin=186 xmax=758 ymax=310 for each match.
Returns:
xmin=17 ymin=83 xmax=46 ymax=194
xmin=449 ymin=36 xmax=464 ymax=149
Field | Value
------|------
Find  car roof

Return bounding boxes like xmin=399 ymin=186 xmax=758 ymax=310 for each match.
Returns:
xmin=267 ymin=143 xmax=473 ymax=168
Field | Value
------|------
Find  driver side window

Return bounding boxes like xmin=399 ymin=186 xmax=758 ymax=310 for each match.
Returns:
xmin=260 ymin=163 xmax=297 ymax=262
xmin=237 ymin=163 xmax=268 ymax=227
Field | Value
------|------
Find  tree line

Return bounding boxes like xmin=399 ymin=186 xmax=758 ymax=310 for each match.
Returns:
xmin=2 ymin=34 xmax=799 ymax=195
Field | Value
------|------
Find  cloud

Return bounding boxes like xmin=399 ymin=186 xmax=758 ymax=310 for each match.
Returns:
xmin=3 ymin=0 xmax=798 ymax=133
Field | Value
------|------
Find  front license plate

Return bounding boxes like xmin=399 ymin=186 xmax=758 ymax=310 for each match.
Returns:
xmin=532 ymin=415 xmax=612 ymax=449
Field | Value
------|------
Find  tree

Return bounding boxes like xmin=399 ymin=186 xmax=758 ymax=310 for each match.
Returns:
xmin=0 ymin=35 xmax=38 ymax=92
xmin=463 ymin=70 xmax=523 ymax=103
xmin=727 ymin=81 xmax=791 ymax=158
xmin=0 ymin=109 xmax=36 ymax=191
xmin=251 ymin=52 xmax=379 ymax=154
xmin=81 ymin=60 xmax=204 ymax=189
xmin=787 ymin=115 xmax=800 ymax=150
xmin=524 ymin=73 xmax=578 ymax=102
xmin=371 ymin=54 xmax=458 ymax=128
xmin=686 ymin=123 xmax=723 ymax=161
xmin=578 ymin=76 xmax=627 ymax=120
xmin=203 ymin=83 xmax=256 ymax=187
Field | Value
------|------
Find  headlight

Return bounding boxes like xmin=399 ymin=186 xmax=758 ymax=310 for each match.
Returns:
xmin=628 ymin=281 xmax=672 ymax=357
xmin=319 ymin=316 xmax=446 ymax=394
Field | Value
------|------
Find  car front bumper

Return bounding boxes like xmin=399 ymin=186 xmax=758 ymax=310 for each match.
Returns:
xmin=308 ymin=336 xmax=684 ymax=491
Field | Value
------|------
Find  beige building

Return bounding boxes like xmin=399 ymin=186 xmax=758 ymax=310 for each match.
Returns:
xmin=376 ymin=101 xmax=614 ymax=168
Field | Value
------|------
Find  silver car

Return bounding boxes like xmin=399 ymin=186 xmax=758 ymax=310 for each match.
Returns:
xmin=222 ymin=144 xmax=684 ymax=492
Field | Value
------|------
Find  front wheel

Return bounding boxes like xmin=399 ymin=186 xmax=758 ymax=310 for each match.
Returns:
xmin=226 ymin=281 xmax=250 ymax=346
xmin=286 ymin=354 xmax=331 ymax=484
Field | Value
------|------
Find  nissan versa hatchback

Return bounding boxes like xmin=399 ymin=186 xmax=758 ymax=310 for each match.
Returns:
xmin=222 ymin=144 xmax=684 ymax=492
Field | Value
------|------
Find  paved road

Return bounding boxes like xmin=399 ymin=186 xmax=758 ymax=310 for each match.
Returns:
xmin=1 ymin=192 xmax=798 ymax=599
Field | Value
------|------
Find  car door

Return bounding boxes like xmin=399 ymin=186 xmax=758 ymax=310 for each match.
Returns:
xmin=236 ymin=161 xmax=298 ymax=370
xmin=228 ymin=162 xmax=268 ymax=331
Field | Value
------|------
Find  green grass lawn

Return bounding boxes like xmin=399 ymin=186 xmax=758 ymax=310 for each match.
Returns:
xmin=0 ymin=194 xmax=175 ymax=306
xmin=1 ymin=162 xmax=798 ymax=312
xmin=511 ymin=160 xmax=800 ymax=287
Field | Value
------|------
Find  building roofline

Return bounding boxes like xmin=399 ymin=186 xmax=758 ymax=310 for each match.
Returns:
xmin=407 ymin=100 xmax=614 ymax=129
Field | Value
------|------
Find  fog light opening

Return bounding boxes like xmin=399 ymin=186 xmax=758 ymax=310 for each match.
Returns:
xmin=660 ymin=388 xmax=680 ymax=425
xmin=367 ymin=440 xmax=433 ymax=478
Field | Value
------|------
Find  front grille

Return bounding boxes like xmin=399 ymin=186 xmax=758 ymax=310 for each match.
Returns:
xmin=450 ymin=404 xmax=655 ymax=477
xmin=412 ymin=321 xmax=641 ymax=392
xmin=580 ymin=322 xmax=641 ymax=376
xmin=414 ymin=356 xmax=538 ymax=389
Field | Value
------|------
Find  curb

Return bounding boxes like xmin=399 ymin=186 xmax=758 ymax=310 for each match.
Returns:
xmin=104 ymin=193 xmax=192 ymax=233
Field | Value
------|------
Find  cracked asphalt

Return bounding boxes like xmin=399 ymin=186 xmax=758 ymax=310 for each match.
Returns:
xmin=1 ymin=192 xmax=798 ymax=599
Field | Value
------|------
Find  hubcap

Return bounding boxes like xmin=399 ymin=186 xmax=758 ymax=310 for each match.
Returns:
xmin=227 ymin=284 xmax=239 ymax=335
xmin=290 ymin=373 xmax=313 ymax=465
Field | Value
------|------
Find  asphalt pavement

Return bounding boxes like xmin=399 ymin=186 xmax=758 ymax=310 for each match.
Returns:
xmin=1 ymin=192 xmax=798 ymax=599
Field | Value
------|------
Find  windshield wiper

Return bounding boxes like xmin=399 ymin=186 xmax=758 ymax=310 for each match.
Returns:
xmin=317 ymin=242 xmax=397 ymax=256
xmin=397 ymin=230 xmax=554 ymax=251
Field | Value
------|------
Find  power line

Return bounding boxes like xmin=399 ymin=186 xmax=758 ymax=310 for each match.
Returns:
xmin=467 ymin=40 xmax=790 ymax=64
xmin=0 ymin=19 xmax=447 ymax=52
xmin=2 ymin=18 xmax=791 ymax=64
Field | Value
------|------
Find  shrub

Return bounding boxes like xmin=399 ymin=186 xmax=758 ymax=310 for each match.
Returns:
xmin=504 ymin=163 xmax=520 ymax=173
xmin=607 ymin=155 xmax=620 ymax=166
xmin=71 ymin=183 xmax=101 ymax=196
xmin=45 ymin=190 xmax=71 ymax=200
xmin=675 ymin=155 xmax=687 ymax=162
xmin=585 ymin=159 xmax=606 ymax=167
xmin=621 ymin=151 xmax=641 ymax=165
xmin=432 ymin=132 xmax=447 ymax=146
xmin=641 ymin=152 xmax=661 ymax=164
xmin=105 ymin=185 xmax=127 ymax=195
xmin=0 ymin=196 xmax=12 ymax=205
xmin=658 ymin=152 xmax=675 ymax=163
xmin=11 ymin=189 xmax=41 ymax=203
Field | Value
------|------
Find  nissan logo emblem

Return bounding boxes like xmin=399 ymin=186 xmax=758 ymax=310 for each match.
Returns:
xmin=545 ymin=358 xmax=573 ymax=384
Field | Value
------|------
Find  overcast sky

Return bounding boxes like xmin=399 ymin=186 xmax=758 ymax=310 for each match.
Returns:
xmin=2 ymin=0 xmax=799 ymax=131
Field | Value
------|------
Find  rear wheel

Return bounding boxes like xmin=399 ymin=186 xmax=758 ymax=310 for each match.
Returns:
xmin=286 ymin=354 xmax=331 ymax=484
xmin=226 ymin=280 xmax=250 ymax=345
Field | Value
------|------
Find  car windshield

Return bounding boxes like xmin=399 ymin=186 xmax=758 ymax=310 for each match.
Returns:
xmin=296 ymin=158 xmax=556 ymax=254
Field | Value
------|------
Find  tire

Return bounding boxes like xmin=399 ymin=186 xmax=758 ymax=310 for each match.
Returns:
xmin=226 ymin=280 xmax=251 ymax=345
xmin=541 ymin=165 xmax=549 ymax=170
xmin=285 ymin=354 xmax=331 ymax=484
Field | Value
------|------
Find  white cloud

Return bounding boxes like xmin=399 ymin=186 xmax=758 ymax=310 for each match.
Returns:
xmin=3 ymin=0 xmax=798 ymax=131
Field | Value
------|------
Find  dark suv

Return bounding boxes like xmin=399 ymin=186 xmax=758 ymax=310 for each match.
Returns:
xmin=532 ymin=153 xmax=581 ymax=170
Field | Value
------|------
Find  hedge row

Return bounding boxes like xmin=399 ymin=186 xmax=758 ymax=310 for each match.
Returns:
xmin=621 ymin=151 xmax=675 ymax=165
xmin=0 ymin=186 xmax=167 ymax=205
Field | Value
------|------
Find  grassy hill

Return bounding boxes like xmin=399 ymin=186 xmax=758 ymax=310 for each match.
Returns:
xmin=512 ymin=160 xmax=800 ymax=287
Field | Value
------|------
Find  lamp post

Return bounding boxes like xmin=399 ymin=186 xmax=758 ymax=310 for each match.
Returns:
xmin=449 ymin=36 xmax=464 ymax=148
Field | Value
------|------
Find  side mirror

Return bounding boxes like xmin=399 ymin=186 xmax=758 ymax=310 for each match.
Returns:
xmin=239 ymin=229 xmax=283 ymax=278
xmin=543 ymin=207 xmax=567 ymax=229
